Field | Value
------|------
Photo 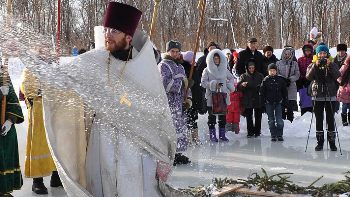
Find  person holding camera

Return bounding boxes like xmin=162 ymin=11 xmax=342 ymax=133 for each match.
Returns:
xmin=306 ymin=44 xmax=340 ymax=151
xmin=238 ymin=58 xmax=264 ymax=137
xmin=276 ymin=47 xmax=300 ymax=122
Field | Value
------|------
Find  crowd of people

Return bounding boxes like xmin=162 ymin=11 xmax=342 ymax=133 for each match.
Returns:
xmin=159 ymin=38 xmax=350 ymax=165
xmin=0 ymin=2 xmax=349 ymax=197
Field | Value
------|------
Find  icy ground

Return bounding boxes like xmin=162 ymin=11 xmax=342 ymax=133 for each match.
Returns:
xmin=12 ymin=102 xmax=350 ymax=196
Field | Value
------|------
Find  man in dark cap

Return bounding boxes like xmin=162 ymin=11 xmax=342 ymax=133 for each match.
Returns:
xmin=236 ymin=37 xmax=264 ymax=76
xmin=158 ymin=40 xmax=192 ymax=166
xmin=34 ymin=2 xmax=176 ymax=197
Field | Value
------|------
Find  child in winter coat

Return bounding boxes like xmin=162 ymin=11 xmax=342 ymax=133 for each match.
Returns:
xmin=260 ymin=63 xmax=288 ymax=141
xmin=337 ymin=55 xmax=350 ymax=126
xmin=201 ymin=49 xmax=234 ymax=142
xmin=226 ymin=76 xmax=243 ymax=134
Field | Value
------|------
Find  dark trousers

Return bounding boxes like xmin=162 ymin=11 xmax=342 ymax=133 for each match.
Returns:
xmin=282 ymin=100 xmax=297 ymax=122
xmin=314 ymin=101 xmax=336 ymax=132
xmin=186 ymin=107 xmax=199 ymax=129
xmin=245 ymin=108 xmax=262 ymax=136
xmin=207 ymin=107 xmax=226 ymax=129
xmin=266 ymin=102 xmax=284 ymax=137
xmin=301 ymin=107 xmax=313 ymax=116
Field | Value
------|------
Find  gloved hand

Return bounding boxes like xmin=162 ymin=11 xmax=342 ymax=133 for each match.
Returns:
xmin=1 ymin=120 xmax=13 ymax=136
xmin=285 ymin=79 xmax=291 ymax=87
xmin=0 ymin=86 xmax=9 ymax=96
xmin=188 ymin=79 xmax=195 ymax=89
xmin=184 ymin=98 xmax=192 ymax=109
xmin=282 ymin=100 xmax=289 ymax=108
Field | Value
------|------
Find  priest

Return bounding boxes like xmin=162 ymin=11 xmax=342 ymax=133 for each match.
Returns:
xmin=29 ymin=2 xmax=176 ymax=197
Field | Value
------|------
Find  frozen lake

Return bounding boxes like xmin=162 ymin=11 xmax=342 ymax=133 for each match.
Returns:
xmin=12 ymin=104 xmax=350 ymax=196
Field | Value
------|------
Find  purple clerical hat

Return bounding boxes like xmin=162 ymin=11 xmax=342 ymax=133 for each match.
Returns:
xmin=103 ymin=2 xmax=142 ymax=37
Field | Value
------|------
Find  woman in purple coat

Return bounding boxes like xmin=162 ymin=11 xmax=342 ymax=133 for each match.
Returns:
xmin=158 ymin=40 xmax=190 ymax=165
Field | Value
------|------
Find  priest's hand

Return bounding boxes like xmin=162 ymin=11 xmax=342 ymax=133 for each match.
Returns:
xmin=156 ymin=161 xmax=172 ymax=182
xmin=0 ymin=86 xmax=9 ymax=96
xmin=1 ymin=120 xmax=13 ymax=136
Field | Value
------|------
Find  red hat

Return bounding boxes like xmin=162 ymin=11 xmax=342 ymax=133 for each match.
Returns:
xmin=103 ymin=2 xmax=142 ymax=37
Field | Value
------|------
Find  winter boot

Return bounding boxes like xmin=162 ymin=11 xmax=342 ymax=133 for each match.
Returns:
xmin=233 ymin=123 xmax=240 ymax=134
xmin=341 ymin=113 xmax=348 ymax=126
xmin=50 ymin=171 xmax=63 ymax=187
xmin=327 ymin=132 xmax=337 ymax=151
xmin=32 ymin=177 xmax=48 ymax=195
xmin=173 ymin=153 xmax=191 ymax=166
xmin=219 ymin=128 xmax=229 ymax=141
xmin=277 ymin=136 xmax=284 ymax=141
xmin=209 ymin=128 xmax=218 ymax=142
xmin=225 ymin=123 xmax=234 ymax=132
xmin=315 ymin=131 xmax=324 ymax=151
xmin=191 ymin=128 xmax=201 ymax=145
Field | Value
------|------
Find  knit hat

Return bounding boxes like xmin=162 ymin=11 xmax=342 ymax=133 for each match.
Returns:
xmin=302 ymin=44 xmax=313 ymax=52
xmin=246 ymin=58 xmax=256 ymax=67
xmin=103 ymin=2 xmax=142 ymax=37
xmin=166 ymin=40 xmax=181 ymax=52
xmin=336 ymin=44 xmax=347 ymax=52
xmin=268 ymin=63 xmax=277 ymax=70
xmin=182 ymin=51 xmax=194 ymax=63
xmin=263 ymin=45 xmax=274 ymax=53
xmin=315 ymin=44 xmax=329 ymax=54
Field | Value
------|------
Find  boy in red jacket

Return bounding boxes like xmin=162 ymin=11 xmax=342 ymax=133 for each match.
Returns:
xmin=226 ymin=76 xmax=243 ymax=134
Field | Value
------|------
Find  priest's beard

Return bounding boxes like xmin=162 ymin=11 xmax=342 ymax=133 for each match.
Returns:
xmin=105 ymin=36 xmax=128 ymax=53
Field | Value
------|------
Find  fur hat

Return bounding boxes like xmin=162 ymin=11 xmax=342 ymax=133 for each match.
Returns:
xmin=336 ymin=44 xmax=347 ymax=52
xmin=103 ymin=2 xmax=142 ymax=37
xmin=268 ymin=63 xmax=277 ymax=70
xmin=263 ymin=45 xmax=274 ymax=53
xmin=166 ymin=40 xmax=181 ymax=52
xmin=316 ymin=44 xmax=329 ymax=54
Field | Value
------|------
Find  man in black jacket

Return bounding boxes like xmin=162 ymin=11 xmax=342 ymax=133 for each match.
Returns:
xmin=236 ymin=37 xmax=264 ymax=76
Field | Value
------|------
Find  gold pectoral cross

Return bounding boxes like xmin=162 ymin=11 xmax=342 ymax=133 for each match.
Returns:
xmin=120 ymin=93 xmax=132 ymax=107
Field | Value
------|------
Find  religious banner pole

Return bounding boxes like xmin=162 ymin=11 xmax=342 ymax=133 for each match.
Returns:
xmin=149 ymin=0 xmax=161 ymax=40
xmin=185 ymin=0 xmax=206 ymax=97
xmin=1 ymin=55 xmax=8 ymax=125
xmin=56 ymin=0 xmax=61 ymax=62
xmin=1 ymin=0 xmax=13 ymax=125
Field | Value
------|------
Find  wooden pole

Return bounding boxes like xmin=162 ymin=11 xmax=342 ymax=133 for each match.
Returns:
xmin=149 ymin=0 xmax=161 ymax=40
xmin=56 ymin=0 xmax=61 ymax=62
xmin=184 ymin=0 xmax=206 ymax=98
xmin=6 ymin=0 xmax=12 ymax=15
xmin=1 ymin=56 xmax=8 ymax=125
